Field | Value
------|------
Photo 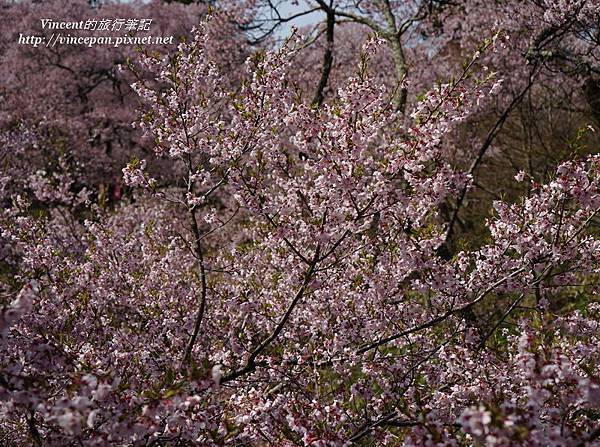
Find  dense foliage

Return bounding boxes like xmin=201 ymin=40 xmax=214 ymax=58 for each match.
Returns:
xmin=1 ymin=0 xmax=600 ymax=445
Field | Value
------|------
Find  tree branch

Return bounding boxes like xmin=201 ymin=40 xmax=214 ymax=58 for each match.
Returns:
xmin=442 ymin=66 xmax=539 ymax=253
xmin=221 ymin=246 xmax=321 ymax=383
xmin=311 ymin=1 xmax=335 ymax=107
xmin=181 ymin=207 xmax=208 ymax=368
xmin=356 ymin=267 xmax=526 ymax=354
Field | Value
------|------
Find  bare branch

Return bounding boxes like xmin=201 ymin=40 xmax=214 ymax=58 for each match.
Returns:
xmin=311 ymin=1 xmax=336 ymax=107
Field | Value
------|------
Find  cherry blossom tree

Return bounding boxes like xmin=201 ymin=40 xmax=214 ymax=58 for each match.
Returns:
xmin=2 ymin=0 xmax=600 ymax=444
xmin=0 ymin=0 xmax=247 ymax=208
xmin=1 ymin=10 xmax=600 ymax=445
